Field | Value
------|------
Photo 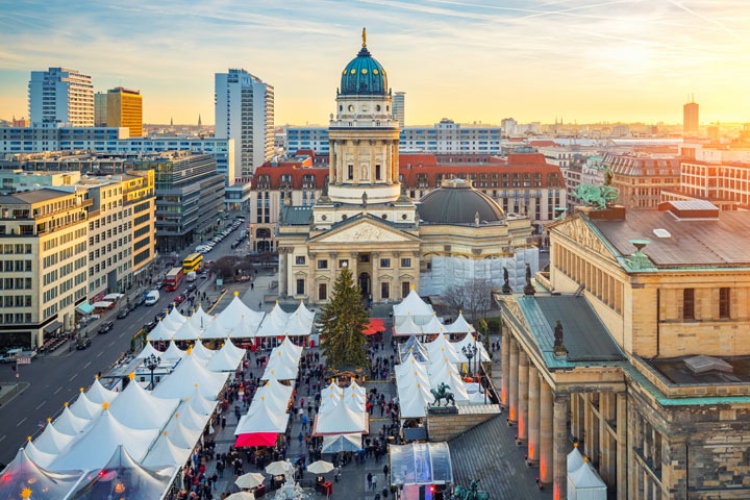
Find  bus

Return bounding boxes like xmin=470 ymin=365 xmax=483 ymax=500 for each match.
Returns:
xmin=183 ymin=253 xmax=203 ymax=274
xmin=164 ymin=267 xmax=184 ymax=291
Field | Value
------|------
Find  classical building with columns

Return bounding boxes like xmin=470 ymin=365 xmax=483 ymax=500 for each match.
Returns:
xmin=498 ymin=200 xmax=750 ymax=499
xmin=276 ymin=32 xmax=536 ymax=304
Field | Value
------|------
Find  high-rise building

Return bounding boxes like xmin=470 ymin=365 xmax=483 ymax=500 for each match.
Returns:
xmin=106 ymin=87 xmax=143 ymax=137
xmin=214 ymin=69 xmax=274 ymax=176
xmin=28 ymin=67 xmax=94 ymax=127
xmin=393 ymin=91 xmax=406 ymax=128
xmin=94 ymin=92 xmax=107 ymax=126
xmin=683 ymin=97 xmax=699 ymax=135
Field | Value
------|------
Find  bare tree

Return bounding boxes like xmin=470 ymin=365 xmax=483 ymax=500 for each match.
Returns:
xmin=440 ymin=278 xmax=494 ymax=322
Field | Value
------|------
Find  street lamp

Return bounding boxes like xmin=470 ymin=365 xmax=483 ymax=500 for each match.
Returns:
xmin=462 ymin=343 xmax=477 ymax=377
xmin=144 ymin=353 xmax=161 ymax=390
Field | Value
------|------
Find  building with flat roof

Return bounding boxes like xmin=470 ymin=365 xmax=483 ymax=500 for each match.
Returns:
xmin=28 ymin=67 xmax=94 ymax=127
xmin=215 ymin=69 xmax=274 ymax=176
xmin=393 ymin=91 xmax=405 ymax=128
xmin=0 ymin=189 xmax=91 ymax=348
xmin=683 ymin=98 xmax=699 ymax=135
xmin=106 ymin=87 xmax=143 ymax=137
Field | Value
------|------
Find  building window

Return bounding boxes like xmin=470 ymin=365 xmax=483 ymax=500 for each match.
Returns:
xmin=380 ymin=258 xmax=390 ymax=268
xmin=683 ymin=288 xmax=695 ymax=321
xmin=339 ymin=259 xmax=349 ymax=268
xmin=348 ymin=165 xmax=354 ymax=180
xmin=318 ymin=259 xmax=328 ymax=269
xmin=318 ymin=283 xmax=328 ymax=301
xmin=375 ymin=164 xmax=381 ymax=180
xmin=719 ymin=287 xmax=730 ymax=319
xmin=360 ymin=254 xmax=370 ymax=263
xmin=381 ymin=282 xmax=389 ymax=299
xmin=402 ymin=282 xmax=411 ymax=298
xmin=296 ymin=279 xmax=305 ymax=295
xmin=295 ymin=256 xmax=306 ymax=265
xmin=401 ymin=258 xmax=411 ymax=268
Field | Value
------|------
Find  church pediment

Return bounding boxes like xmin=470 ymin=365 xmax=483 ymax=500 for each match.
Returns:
xmin=311 ymin=218 xmax=419 ymax=245
xmin=555 ymin=216 xmax=614 ymax=259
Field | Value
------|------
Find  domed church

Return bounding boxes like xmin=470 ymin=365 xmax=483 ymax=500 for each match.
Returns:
xmin=276 ymin=30 xmax=537 ymax=303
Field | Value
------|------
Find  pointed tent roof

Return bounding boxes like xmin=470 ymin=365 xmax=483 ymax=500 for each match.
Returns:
xmin=190 ymin=338 xmax=217 ymax=361
xmin=445 ymin=312 xmax=475 ymax=334
xmin=0 ymin=447 xmax=80 ymax=499
xmin=230 ymin=316 xmax=259 ymax=339
xmin=186 ymin=386 xmax=219 ymax=416
xmin=261 ymin=358 xmax=299 ymax=381
xmin=162 ymin=416 xmax=202 ymax=449
xmin=53 ymin=404 xmax=90 ymax=435
xmin=147 ymin=320 xmax=176 ymax=342
xmin=425 ymin=334 xmax=463 ymax=363
xmin=393 ymin=289 xmax=433 ymax=323
xmin=137 ymin=342 xmax=167 ymax=361
xmin=219 ymin=295 xmax=263 ymax=330
xmin=294 ymin=300 xmax=316 ymax=322
xmin=321 ymin=433 xmax=362 ymax=453
xmin=235 ymin=402 xmax=288 ymax=434
xmin=68 ymin=445 xmax=171 ymax=499
xmin=32 ymin=421 xmax=77 ymax=455
xmin=23 ymin=438 xmax=58 ymax=470
xmin=394 ymin=314 xmax=424 ymax=336
xmin=261 ymin=378 xmax=294 ymax=403
xmin=569 ymin=461 xmax=607 ymax=490
xmin=202 ymin=316 xmax=231 ymax=340
xmin=161 ymin=339 xmax=186 ymax=363
xmin=69 ymin=390 xmax=103 ymax=420
xmin=174 ymin=399 xmax=211 ymax=431
xmin=168 ymin=307 xmax=187 ymax=325
xmin=316 ymin=399 xmax=366 ymax=434
xmin=567 ymin=446 xmax=585 ymax=473
xmin=141 ymin=431 xmax=193 ymax=469
xmin=50 ymin=409 xmax=160 ymax=472
xmin=187 ymin=305 xmax=213 ymax=331
xmin=171 ymin=321 xmax=202 ymax=342
xmin=108 ymin=377 xmax=180 ymax=429
xmin=83 ymin=377 xmax=119 ymax=405
xmin=157 ymin=312 xmax=182 ymax=333
xmin=247 ymin=391 xmax=288 ymax=416
xmin=399 ymin=336 xmax=429 ymax=362
xmin=152 ymin=351 xmax=229 ymax=400
xmin=397 ymin=379 xmax=432 ymax=418
xmin=420 ymin=313 xmax=446 ymax=335
xmin=283 ymin=312 xmax=313 ymax=336
xmin=206 ymin=342 xmax=245 ymax=372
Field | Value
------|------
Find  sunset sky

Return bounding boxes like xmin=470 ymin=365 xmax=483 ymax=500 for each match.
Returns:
xmin=0 ymin=0 xmax=748 ymax=127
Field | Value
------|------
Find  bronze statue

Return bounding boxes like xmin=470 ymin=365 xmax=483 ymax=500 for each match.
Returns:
xmin=502 ymin=267 xmax=511 ymax=294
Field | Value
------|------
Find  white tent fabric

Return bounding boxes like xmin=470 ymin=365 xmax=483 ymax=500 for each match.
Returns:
xmin=162 ymin=340 xmax=186 ymax=363
xmin=168 ymin=307 xmax=187 ymax=325
xmin=147 ymin=321 xmax=176 ymax=342
xmin=425 ymin=334 xmax=464 ymax=364
xmin=235 ymin=401 xmax=289 ymax=434
xmin=316 ymin=397 xmax=366 ymax=434
xmin=108 ymin=379 xmax=180 ymax=430
xmin=247 ymin=391 xmax=288 ymax=416
xmin=172 ymin=401 xmax=208 ymax=432
xmin=50 ymin=410 xmax=160 ymax=472
xmin=206 ymin=341 xmax=245 ymax=372
xmin=394 ymin=314 xmax=424 ymax=337
xmin=53 ymin=405 xmax=90 ymax=435
xmin=261 ymin=358 xmax=299 ymax=381
xmin=219 ymin=295 xmax=264 ymax=331
xmin=158 ymin=313 xmax=182 ymax=333
xmin=445 ymin=313 xmax=475 ymax=334
xmin=24 ymin=439 xmax=58 ymax=469
xmin=172 ymin=321 xmax=202 ymax=342
xmin=141 ymin=431 xmax=193 ymax=469
xmin=568 ymin=446 xmax=585 ymax=473
xmin=152 ymin=352 xmax=229 ymax=400
xmin=283 ymin=312 xmax=313 ymax=336
xmin=397 ymin=379 xmax=432 ymax=418
xmin=187 ymin=386 xmax=219 ymax=416
xmin=393 ymin=290 xmax=434 ymax=326
xmin=4 ymin=447 xmax=80 ymax=497
xmin=162 ymin=416 xmax=203 ymax=449
xmin=262 ymin=378 xmax=294 ymax=404
xmin=230 ymin=318 xmax=259 ymax=339
xmin=84 ymin=377 xmax=120 ymax=405
xmin=188 ymin=306 xmax=213 ymax=331
xmin=33 ymin=421 xmax=77 ymax=454
xmin=201 ymin=316 xmax=230 ymax=340
xmin=190 ymin=339 xmax=217 ymax=361
xmin=420 ymin=314 xmax=447 ymax=335
xmin=137 ymin=342 xmax=171 ymax=364
xmin=568 ymin=461 xmax=607 ymax=500
xmin=68 ymin=391 xmax=104 ymax=420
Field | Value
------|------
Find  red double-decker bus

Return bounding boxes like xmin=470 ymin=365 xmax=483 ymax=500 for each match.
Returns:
xmin=164 ymin=267 xmax=184 ymax=291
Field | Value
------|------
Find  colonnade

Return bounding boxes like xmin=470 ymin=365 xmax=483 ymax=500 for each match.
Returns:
xmin=501 ymin=334 xmax=628 ymax=500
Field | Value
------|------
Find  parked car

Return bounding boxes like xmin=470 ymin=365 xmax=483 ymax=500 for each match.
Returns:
xmin=186 ymin=283 xmax=197 ymax=294
xmin=98 ymin=321 xmax=115 ymax=334
xmin=76 ymin=338 xmax=92 ymax=350
xmin=134 ymin=295 xmax=146 ymax=307
xmin=143 ymin=321 xmax=157 ymax=332
xmin=117 ymin=308 xmax=129 ymax=319
xmin=174 ymin=294 xmax=186 ymax=304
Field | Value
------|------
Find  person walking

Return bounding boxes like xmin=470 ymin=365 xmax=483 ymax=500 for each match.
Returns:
xmin=383 ymin=464 xmax=389 ymax=480
xmin=371 ymin=473 xmax=378 ymax=490
xmin=367 ymin=472 xmax=373 ymax=490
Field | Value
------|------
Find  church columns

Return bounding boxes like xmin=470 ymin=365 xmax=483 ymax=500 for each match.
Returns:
xmin=501 ymin=332 xmax=510 ymax=405
xmin=278 ymin=247 xmax=289 ymax=297
xmin=308 ymin=252 xmax=317 ymax=300
xmin=553 ymin=393 xmax=570 ymax=500
xmin=616 ymin=393 xmax=628 ymax=500
xmin=527 ymin=368 xmax=540 ymax=465
xmin=518 ymin=352 xmax=529 ymax=442
xmin=508 ymin=338 xmax=519 ymax=422
xmin=349 ymin=252 xmax=358 ymax=282
xmin=371 ymin=252 xmax=379 ymax=301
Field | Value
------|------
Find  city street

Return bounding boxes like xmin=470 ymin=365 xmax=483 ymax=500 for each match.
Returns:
xmin=0 ymin=216 xmax=252 ymax=467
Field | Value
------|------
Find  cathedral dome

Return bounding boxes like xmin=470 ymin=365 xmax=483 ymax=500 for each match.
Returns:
xmin=339 ymin=31 xmax=388 ymax=96
xmin=417 ymin=178 xmax=505 ymax=225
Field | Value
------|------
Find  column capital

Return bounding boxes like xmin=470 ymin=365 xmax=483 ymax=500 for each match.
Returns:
xmin=372 ymin=252 xmax=381 ymax=258
xmin=328 ymin=251 xmax=338 ymax=258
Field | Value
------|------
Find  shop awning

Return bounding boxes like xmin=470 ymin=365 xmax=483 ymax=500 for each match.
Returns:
xmin=103 ymin=293 xmax=124 ymax=301
xmin=43 ymin=321 xmax=63 ymax=334
xmin=235 ymin=433 xmax=278 ymax=447
xmin=76 ymin=303 xmax=95 ymax=315
xmin=92 ymin=301 xmax=114 ymax=309
xmin=363 ymin=318 xmax=386 ymax=336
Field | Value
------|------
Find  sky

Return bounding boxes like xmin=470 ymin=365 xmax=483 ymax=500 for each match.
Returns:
xmin=0 ymin=0 xmax=748 ymax=127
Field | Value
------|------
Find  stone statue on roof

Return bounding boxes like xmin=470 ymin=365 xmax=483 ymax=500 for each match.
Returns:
xmin=523 ymin=263 xmax=535 ymax=296
xmin=553 ymin=319 xmax=568 ymax=356
xmin=575 ymin=163 xmax=619 ymax=210
xmin=502 ymin=267 xmax=511 ymax=294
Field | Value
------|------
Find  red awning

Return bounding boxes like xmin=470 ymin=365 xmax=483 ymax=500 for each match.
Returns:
xmin=363 ymin=318 xmax=386 ymax=336
xmin=235 ymin=433 xmax=278 ymax=447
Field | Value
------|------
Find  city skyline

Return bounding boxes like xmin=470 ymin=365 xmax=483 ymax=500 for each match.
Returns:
xmin=0 ymin=0 xmax=748 ymax=127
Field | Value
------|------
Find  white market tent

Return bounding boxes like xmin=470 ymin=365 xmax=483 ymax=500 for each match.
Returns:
xmin=445 ymin=312 xmax=475 ymax=334
xmin=171 ymin=321 xmax=202 ymax=342
xmin=161 ymin=340 xmax=186 ymax=363
xmin=141 ymin=431 xmax=193 ymax=469
xmin=219 ymin=295 xmax=265 ymax=332
xmin=568 ymin=446 xmax=585 ymax=473
xmin=321 ymin=433 xmax=362 ymax=453
xmin=162 ymin=415 xmax=203 ymax=449
xmin=568 ymin=460 xmax=607 ymax=500
xmin=454 ymin=333 xmax=491 ymax=364
xmin=0 ymin=448 xmax=80 ymax=499
xmin=68 ymin=391 xmax=104 ymax=420
xmin=187 ymin=305 xmax=213 ymax=331
xmin=187 ymin=386 xmax=218 ymax=416
xmin=316 ymin=398 xmax=367 ymax=434
xmin=420 ymin=314 xmax=447 ymax=336
xmin=236 ymin=400 xmax=289 ymax=434
xmin=108 ymin=379 xmax=180 ymax=430
xmin=425 ymin=334 xmax=464 ymax=364
xmin=33 ymin=421 xmax=76 ymax=455
xmin=190 ymin=339 xmax=217 ymax=362
xmin=136 ymin=342 xmax=174 ymax=367
xmin=50 ymin=409 xmax=160 ymax=472
xmin=206 ymin=341 xmax=246 ymax=372
xmin=84 ymin=377 xmax=120 ymax=405
xmin=426 ymin=360 xmax=470 ymax=403
xmin=152 ymin=352 xmax=229 ymax=400
xmin=147 ymin=321 xmax=176 ymax=342
xmin=202 ymin=317 xmax=231 ymax=340
xmin=394 ymin=314 xmax=424 ymax=337
xmin=393 ymin=290 xmax=434 ymax=326
xmin=23 ymin=438 xmax=58 ymax=470
xmin=53 ymin=405 xmax=90 ymax=435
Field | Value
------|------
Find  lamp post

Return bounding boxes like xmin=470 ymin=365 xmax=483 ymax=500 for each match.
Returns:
xmin=144 ymin=353 xmax=161 ymax=390
xmin=462 ymin=343 xmax=477 ymax=377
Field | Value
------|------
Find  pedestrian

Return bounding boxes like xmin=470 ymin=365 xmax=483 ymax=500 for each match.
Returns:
xmin=221 ymin=416 xmax=226 ymax=430
xmin=334 ymin=466 xmax=342 ymax=483
xmin=301 ymin=414 xmax=308 ymax=431
xmin=371 ymin=473 xmax=378 ymax=490
xmin=383 ymin=464 xmax=389 ymax=479
xmin=367 ymin=472 xmax=373 ymax=490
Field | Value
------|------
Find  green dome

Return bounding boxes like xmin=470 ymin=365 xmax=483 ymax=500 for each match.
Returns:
xmin=340 ymin=46 xmax=389 ymax=96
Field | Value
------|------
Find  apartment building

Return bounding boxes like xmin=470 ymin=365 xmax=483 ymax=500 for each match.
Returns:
xmin=28 ymin=67 xmax=94 ymax=127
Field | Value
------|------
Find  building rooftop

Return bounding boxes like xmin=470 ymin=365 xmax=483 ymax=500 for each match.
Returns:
xmin=0 ymin=188 xmax=71 ymax=205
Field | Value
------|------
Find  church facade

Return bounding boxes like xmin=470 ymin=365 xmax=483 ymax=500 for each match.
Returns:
xmin=276 ymin=32 xmax=536 ymax=304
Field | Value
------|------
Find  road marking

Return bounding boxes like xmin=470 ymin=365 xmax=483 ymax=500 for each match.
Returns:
xmin=119 ymin=332 xmax=125 ymax=338
xmin=53 ymin=387 xmax=62 ymax=394
xmin=97 ymin=352 xmax=103 ymax=358
xmin=69 ymin=373 xmax=77 ymax=381
xmin=108 ymin=341 xmax=114 ymax=347
xmin=83 ymin=361 xmax=92 ymax=369
xmin=0 ymin=435 xmax=5 ymax=444
xmin=35 ymin=400 xmax=46 ymax=410
xmin=16 ymin=417 xmax=26 ymax=427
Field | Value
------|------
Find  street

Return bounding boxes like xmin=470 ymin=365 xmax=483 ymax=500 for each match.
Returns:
xmin=0 ymin=216 xmax=252 ymax=467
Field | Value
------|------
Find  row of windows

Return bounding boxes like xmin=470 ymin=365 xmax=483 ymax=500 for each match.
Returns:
xmin=0 ymin=295 xmax=32 ymax=308
xmin=299 ymin=279 xmax=412 ymax=301
xmin=0 ymin=313 xmax=32 ymax=324
xmin=0 ymin=260 xmax=32 ymax=272
xmin=0 ymin=277 xmax=32 ymax=290
xmin=682 ymin=288 xmax=731 ymax=320
xmin=314 ymin=257 xmax=412 ymax=269
xmin=0 ymin=244 xmax=32 ymax=254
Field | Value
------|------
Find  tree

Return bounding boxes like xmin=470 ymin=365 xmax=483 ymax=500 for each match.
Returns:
xmin=318 ymin=267 xmax=370 ymax=370
xmin=441 ymin=278 xmax=494 ymax=322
